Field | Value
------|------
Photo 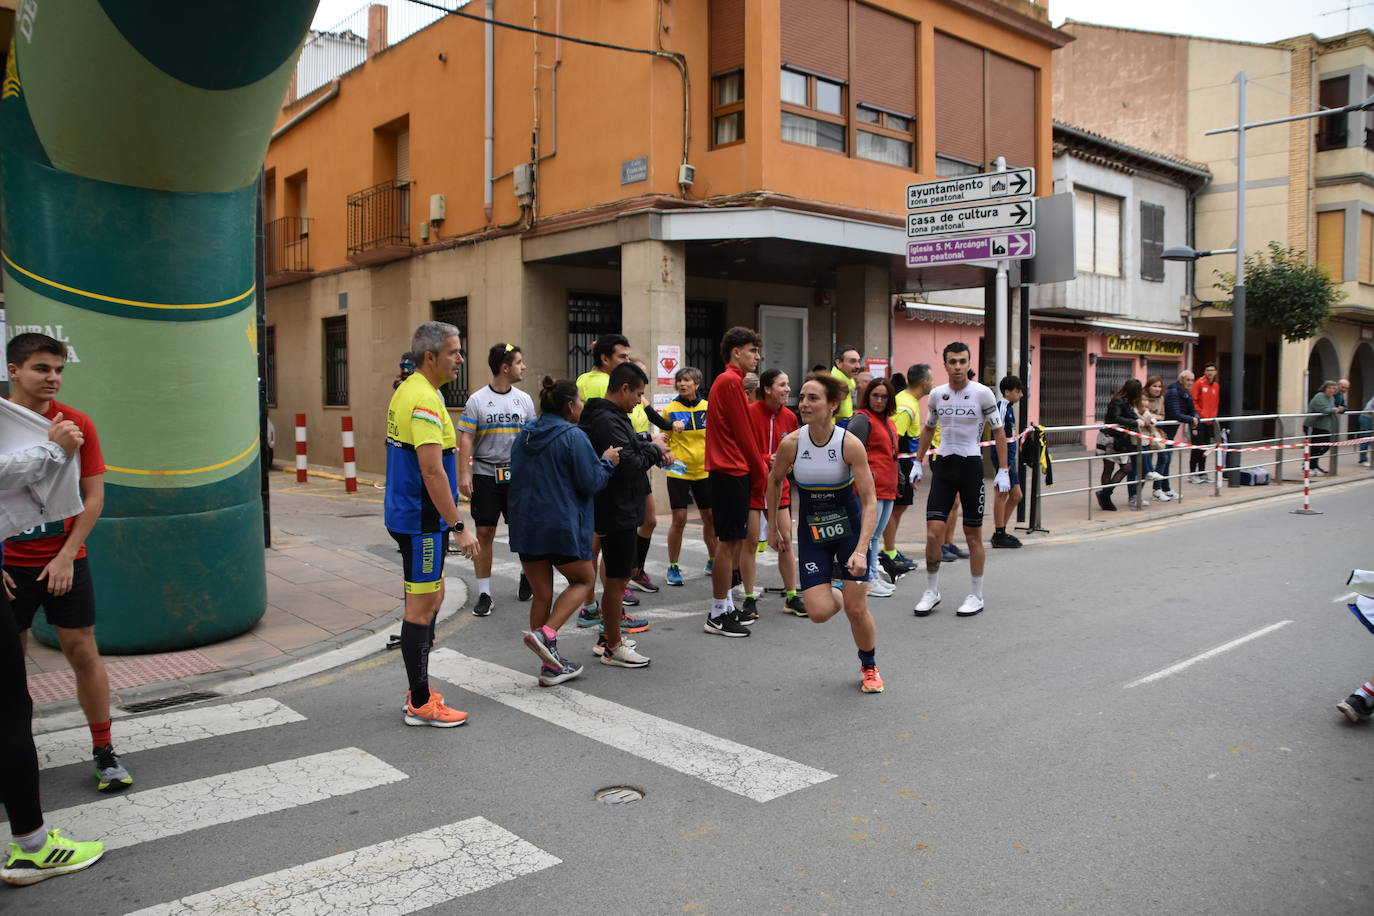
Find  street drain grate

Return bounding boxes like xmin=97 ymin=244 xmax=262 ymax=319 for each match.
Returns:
xmin=594 ymin=786 xmax=644 ymax=805
xmin=122 ymin=691 xmax=221 ymax=713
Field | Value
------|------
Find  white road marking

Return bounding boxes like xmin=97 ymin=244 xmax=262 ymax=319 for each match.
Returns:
xmin=124 ymin=817 xmax=559 ymax=916
xmin=3 ymin=748 xmax=406 ymax=850
xmin=428 ymin=648 xmax=835 ymax=802
xmin=36 ymin=698 xmax=305 ymax=770
xmin=1124 ymin=621 xmax=1294 ymax=689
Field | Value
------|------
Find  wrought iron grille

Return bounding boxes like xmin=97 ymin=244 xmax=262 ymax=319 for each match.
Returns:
xmin=431 ymin=298 xmax=468 ymax=408
xmin=567 ymin=293 xmax=622 ymax=379
xmin=347 ymin=179 xmax=410 ymax=252
xmin=1146 ymin=359 xmax=1178 ymax=388
xmin=1037 ymin=346 xmax=1086 ymax=446
xmin=685 ymin=300 xmax=725 ymax=384
xmin=1093 ymin=357 xmax=1133 ymax=426
xmin=265 ymin=217 xmax=311 ymax=274
xmin=323 ymin=316 xmax=348 ymax=406
xmin=263 ymin=326 xmax=278 ymax=406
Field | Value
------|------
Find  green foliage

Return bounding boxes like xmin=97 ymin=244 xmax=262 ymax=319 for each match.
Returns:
xmin=1212 ymin=242 xmax=1345 ymax=343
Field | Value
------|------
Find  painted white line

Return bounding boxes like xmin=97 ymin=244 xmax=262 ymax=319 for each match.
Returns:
xmin=123 ymin=816 xmax=559 ymax=916
xmin=1124 ymin=621 xmax=1294 ymax=689
xmin=3 ymin=748 xmax=406 ymax=850
xmin=428 ymin=648 xmax=834 ymax=802
xmin=36 ymin=698 xmax=306 ymax=770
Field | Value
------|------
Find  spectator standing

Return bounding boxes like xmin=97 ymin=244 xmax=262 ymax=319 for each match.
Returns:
xmin=1359 ymin=393 xmax=1373 ymax=465
xmin=662 ymin=367 xmax=715 ymax=587
xmin=830 ymin=346 xmax=861 ymax=426
xmin=848 ymin=378 xmax=900 ymax=598
xmin=1164 ymin=370 xmax=1201 ymax=484
xmin=512 ymin=378 xmax=618 ymax=685
xmin=744 ymin=369 xmax=803 ymax=616
xmin=1098 ymin=378 xmax=1146 ymax=511
xmin=884 ymin=364 xmax=931 ymax=576
xmin=990 ymin=376 xmax=1025 ymax=547
xmin=1136 ymin=376 xmax=1174 ymax=502
xmin=1305 ymin=380 xmax=1344 ymax=474
xmin=1190 ymin=362 xmax=1221 ymax=480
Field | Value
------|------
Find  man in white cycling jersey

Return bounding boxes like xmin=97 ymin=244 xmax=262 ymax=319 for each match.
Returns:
xmin=910 ymin=342 xmax=1009 ymax=617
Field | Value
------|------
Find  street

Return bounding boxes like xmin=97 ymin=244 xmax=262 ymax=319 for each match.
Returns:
xmin=13 ymin=479 xmax=1374 ymax=915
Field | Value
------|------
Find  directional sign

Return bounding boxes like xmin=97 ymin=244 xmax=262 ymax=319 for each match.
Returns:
xmin=906 ymin=199 xmax=1035 ymax=239
xmin=906 ymin=168 xmax=1034 ymax=211
xmin=906 ymin=231 xmax=1036 ymax=269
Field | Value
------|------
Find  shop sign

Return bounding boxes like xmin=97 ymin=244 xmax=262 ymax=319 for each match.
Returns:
xmin=1105 ymin=335 xmax=1185 ymax=357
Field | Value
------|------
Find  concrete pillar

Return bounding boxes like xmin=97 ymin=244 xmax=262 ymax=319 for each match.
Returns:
xmin=367 ymin=4 xmax=388 ymax=58
xmin=834 ymin=264 xmax=890 ymax=363
xmin=620 ymin=239 xmax=686 ymax=401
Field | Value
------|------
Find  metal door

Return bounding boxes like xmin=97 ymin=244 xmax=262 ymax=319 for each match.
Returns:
xmin=1038 ymin=346 xmax=1085 ymax=445
xmin=1094 ymin=357 xmax=1133 ymax=423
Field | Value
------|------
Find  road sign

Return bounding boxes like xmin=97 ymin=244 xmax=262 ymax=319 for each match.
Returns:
xmin=905 ymin=231 xmax=1035 ymax=269
xmin=906 ymin=168 xmax=1034 ymax=210
xmin=906 ymin=199 xmax=1035 ymax=239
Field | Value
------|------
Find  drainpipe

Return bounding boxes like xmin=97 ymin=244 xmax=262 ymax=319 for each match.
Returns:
xmin=483 ymin=0 xmax=494 ymax=223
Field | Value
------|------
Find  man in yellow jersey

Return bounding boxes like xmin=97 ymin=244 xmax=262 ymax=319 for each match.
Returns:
xmin=385 ymin=321 xmax=478 ymax=728
xmin=882 ymin=363 xmax=932 ymax=579
xmin=575 ymin=333 xmax=630 ymax=404
xmin=830 ymin=345 xmax=861 ymax=426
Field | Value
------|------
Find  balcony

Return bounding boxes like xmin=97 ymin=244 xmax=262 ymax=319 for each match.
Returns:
xmin=264 ymin=216 xmax=312 ymax=287
xmin=347 ymin=179 xmax=412 ymax=266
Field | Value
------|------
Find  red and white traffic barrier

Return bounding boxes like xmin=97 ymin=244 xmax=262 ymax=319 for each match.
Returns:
xmin=341 ymin=416 xmax=358 ymax=493
xmin=294 ymin=413 xmax=308 ymax=483
xmin=1292 ymin=438 xmax=1322 ymax=516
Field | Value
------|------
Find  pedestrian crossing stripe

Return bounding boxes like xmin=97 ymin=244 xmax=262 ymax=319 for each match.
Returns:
xmin=428 ymin=649 xmax=836 ymax=802
xmin=123 ymin=817 xmax=560 ymax=916
xmin=2 ymin=748 xmax=406 ymax=851
xmin=35 ymin=698 xmax=306 ymax=770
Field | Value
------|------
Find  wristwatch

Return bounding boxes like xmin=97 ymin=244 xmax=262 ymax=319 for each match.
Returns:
xmin=451 ymin=520 xmax=465 ymax=533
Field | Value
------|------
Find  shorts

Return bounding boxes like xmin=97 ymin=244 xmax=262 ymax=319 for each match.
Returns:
xmin=390 ymin=530 xmax=449 ymax=594
xmin=708 ymin=471 xmax=751 ymax=542
xmin=895 ymin=457 xmax=915 ymax=506
xmin=666 ymin=476 xmax=712 ymax=511
xmin=926 ymin=455 xmax=987 ymax=528
xmin=598 ymin=528 xmax=638 ymax=580
xmin=795 ymin=493 xmax=866 ymax=590
xmin=6 ymin=557 xmax=96 ymax=630
xmin=519 ymin=552 xmax=580 ymax=568
xmin=470 ymin=474 xmax=509 ymax=527
xmin=992 ymin=444 xmax=1020 ymax=489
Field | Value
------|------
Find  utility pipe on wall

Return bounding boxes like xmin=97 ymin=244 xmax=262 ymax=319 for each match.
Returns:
xmin=484 ymin=0 xmax=494 ymax=222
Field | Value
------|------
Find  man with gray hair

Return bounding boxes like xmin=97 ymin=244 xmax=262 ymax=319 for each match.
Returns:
xmin=385 ymin=321 xmax=479 ymax=728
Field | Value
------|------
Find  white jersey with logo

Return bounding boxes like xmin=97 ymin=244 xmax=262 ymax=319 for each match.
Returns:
xmin=924 ymin=381 xmax=999 ymax=458
xmin=792 ymin=424 xmax=853 ymax=491
xmin=457 ymin=384 xmax=536 ymax=476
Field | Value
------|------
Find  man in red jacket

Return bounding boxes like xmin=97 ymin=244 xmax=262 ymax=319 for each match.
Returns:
xmin=703 ymin=327 xmax=769 ymax=638
xmin=1190 ymin=361 xmax=1221 ymax=482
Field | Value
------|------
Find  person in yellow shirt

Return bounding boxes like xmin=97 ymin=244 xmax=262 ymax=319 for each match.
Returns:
xmin=575 ymin=333 xmax=630 ymax=404
xmin=662 ymin=367 xmax=715 ymax=586
xmin=830 ymin=345 xmax=861 ymax=425
xmin=883 ymin=363 xmax=932 ymax=578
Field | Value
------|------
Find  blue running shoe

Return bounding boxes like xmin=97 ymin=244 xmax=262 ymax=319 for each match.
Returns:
xmin=576 ymin=603 xmax=601 ymax=628
xmin=619 ymin=613 xmax=650 ymax=634
xmin=665 ymin=564 xmax=685 ymax=586
xmin=704 ymin=558 xmax=714 ymax=574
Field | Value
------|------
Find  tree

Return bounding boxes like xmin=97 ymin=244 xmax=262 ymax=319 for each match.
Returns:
xmin=1212 ymin=242 xmax=1345 ymax=343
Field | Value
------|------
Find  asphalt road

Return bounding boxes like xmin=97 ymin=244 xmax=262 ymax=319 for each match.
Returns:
xmin=15 ymin=475 xmax=1374 ymax=915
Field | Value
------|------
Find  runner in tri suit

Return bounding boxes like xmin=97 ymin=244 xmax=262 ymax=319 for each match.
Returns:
xmin=767 ymin=372 xmax=883 ymax=693
xmin=911 ymin=342 xmax=1010 ymax=618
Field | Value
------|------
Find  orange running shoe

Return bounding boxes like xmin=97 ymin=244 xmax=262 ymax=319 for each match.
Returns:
xmin=860 ymin=666 xmax=884 ymax=694
xmin=404 ymin=693 xmax=468 ymax=727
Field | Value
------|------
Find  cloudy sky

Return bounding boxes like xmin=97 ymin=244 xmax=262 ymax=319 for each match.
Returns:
xmin=310 ymin=0 xmax=1368 ymax=45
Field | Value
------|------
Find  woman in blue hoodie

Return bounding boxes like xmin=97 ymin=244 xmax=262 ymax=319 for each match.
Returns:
xmin=511 ymin=377 xmax=620 ymax=687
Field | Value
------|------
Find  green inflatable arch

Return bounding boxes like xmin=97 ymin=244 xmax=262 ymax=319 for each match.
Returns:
xmin=1 ymin=1 xmax=319 ymax=652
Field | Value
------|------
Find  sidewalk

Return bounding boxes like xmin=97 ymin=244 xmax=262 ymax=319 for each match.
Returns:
xmin=25 ymin=461 xmax=1373 ymax=722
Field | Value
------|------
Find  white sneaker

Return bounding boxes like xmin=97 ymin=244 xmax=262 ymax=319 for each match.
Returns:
xmin=913 ymin=590 xmax=941 ymax=616
xmin=956 ymin=594 xmax=985 ymax=616
xmin=1130 ymin=495 xmax=1149 ymax=507
xmin=1145 ymin=471 xmax=1164 ymax=481
xmin=867 ymin=578 xmax=896 ymax=598
xmin=599 ymin=642 xmax=651 ymax=668
xmin=1154 ymin=490 xmax=1172 ymax=502
xmin=1164 ymin=490 xmax=1179 ymax=499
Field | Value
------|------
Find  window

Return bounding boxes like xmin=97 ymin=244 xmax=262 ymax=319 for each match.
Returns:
xmin=1094 ymin=358 xmax=1133 ymax=423
xmin=853 ymin=3 xmax=916 ymax=169
xmin=1367 ymin=77 xmax=1374 ymax=151
xmin=935 ymin=33 xmax=1037 ymax=172
xmin=780 ymin=68 xmax=846 ymax=152
xmin=1075 ymin=189 xmax=1121 ymax=277
xmin=567 ymin=293 xmax=622 ymax=379
xmin=685 ymin=300 xmax=725 ymax=384
xmin=1140 ymin=202 xmax=1166 ymax=282
xmin=1318 ymin=76 xmax=1349 ymax=151
xmin=856 ymin=105 xmax=914 ymax=167
xmin=323 ymin=316 xmax=348 ymax=406
xmin=431 ymin=298 xmax=469 ymax=408
xmin=263 ymin=325 xmax=277 ymax=406
xmin=284 ymin=170 xmax=308 ymax=221
xmin=1362 ymin=211 xmax=1374 ymax=284
xmin=935 ymin=155 xmax=981 ymax=178
xmin=1316 ymin=210 xmax=1345 ymax=282
xmin=713 ymin=70 xmax=744 ymax=146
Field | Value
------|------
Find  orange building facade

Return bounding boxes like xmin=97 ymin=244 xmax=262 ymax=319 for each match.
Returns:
xmin=262 ymin=0 xmax=1067 ymax=474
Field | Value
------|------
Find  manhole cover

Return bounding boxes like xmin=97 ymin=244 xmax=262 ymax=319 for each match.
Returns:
xmin=594 ymin=786 xmax=644 ymax=805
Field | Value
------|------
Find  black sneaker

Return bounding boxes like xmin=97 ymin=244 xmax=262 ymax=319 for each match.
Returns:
xmin=517 ymin=573 xmax=533 ymax=602
xmin=736 ymin=598 xmax=759 ymax=624
xmin=731 ymin=569 xmax=742 ymax=590
xmin=878 ymin=552 xmax=909 ymax=581
xmin=990 ymin=531 xmax=1022 ymax=548
xmin=703 ymin=611 xmax=751 ymax=638
xmin=1337 ymin=693 xmax=1372 ymax=723
xmin=472 ymin=593 xmax=493 ymax=617
xmin=93 ymin=744 xmax=132 ymax=793
xmin=784 ymin=595 xmax=808 ymax=617
xmin=621 ymin=587 xmax=640 ymax=607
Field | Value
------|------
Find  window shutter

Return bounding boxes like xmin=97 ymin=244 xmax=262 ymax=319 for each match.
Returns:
xmin=709 ymin=0 xmax=744 ymax=76
xmin=1074 ymin=191 xmax=1095 ymax=274
xmin=395 ymin=131 xmax=411 ymax=183
xmin=1095 ymin=194 xmax=1121 ymax=277
xmin=1361 ymin=212 xmax=1373 ymax=283
xmin=1140 ymin=202 xmax=1164 ymax=281
xmin=986 ymin=52 xmax=1035 ymax=168
xmin=1316 ymin=210 xmax=1345 ymax=281
xmin=934 ymin=32 xmax=985 ymax=166
xmin=852 ymin=4 xmax=916 ymax=117
xmin=780 ymin=0 xmax=849 ymax=82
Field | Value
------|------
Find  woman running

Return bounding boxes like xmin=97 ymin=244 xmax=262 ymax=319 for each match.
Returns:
xmin=510 ymin=377 xmax=620 ymax=686
xmin=766 ymin=372 xmax=883 ymax=693
xmin=742 ymin=369 xmax=803 ymax=617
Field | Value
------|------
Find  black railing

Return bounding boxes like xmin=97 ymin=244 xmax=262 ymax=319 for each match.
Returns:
xmin=1316 ymin=121 xmax=1347 ymax=151
xmin=265 ymin=216 xmax=311 ymax=274
xmin=347 ymin=179 xmax=410 ymax=252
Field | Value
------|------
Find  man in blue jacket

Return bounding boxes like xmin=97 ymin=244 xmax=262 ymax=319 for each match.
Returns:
xmin=1164 ymin=370 xmax=1203 ymax=484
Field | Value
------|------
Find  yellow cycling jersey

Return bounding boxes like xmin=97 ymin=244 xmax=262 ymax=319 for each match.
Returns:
xmin=663 ymin=397 xmax=708 ymax=479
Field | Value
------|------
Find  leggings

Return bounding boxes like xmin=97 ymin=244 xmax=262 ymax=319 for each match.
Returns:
xmin=1 ymin=585 xmax=43 ymax=836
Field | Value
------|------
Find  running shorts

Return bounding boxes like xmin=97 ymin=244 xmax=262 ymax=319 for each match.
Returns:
xmin=708 ymin=471 xmax=751 ymax=542
xmin=666 ymin=476 xmax=712 ymax=512
xmin=469 ymin=474 xmax=510 ymax=527
xmin=991 ymin=443 xmax=1019 ymax=489
xmin=519 ymin=552 xmax=580 ymax=568
xmin=926 ymin=455 xmax=987 ymax=527
xmin=795 ymin=491 xmax=866 ymax=590
xmin=390 ymin=530 xmax=449 ymax=594
xmin=6 ymin=558 xmax=96 ymax=630
xmin=599 ymin=528 xmax=638 ymax=580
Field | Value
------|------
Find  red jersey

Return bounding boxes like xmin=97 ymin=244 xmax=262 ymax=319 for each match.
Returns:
xmin=705 ymin=365 xmax=770 ymax=484
xmin=855 ymin=408 xmax=898 ymax=500
xmin=1192 ymin=376 xmax=1221 ymax=419
xmin=748 ymin=399 xmax=799 ymax=509
xmin=4 ymin=400 xmax=105 ymax=566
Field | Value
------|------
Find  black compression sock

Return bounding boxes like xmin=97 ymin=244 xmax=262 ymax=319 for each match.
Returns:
xmin=400 ymin=620 xmax=431 ymax=707
xmin=636 ymin=535 xmax=652 ymax=571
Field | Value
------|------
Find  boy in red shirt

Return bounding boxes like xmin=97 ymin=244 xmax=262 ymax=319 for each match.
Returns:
xmin=3 ymin=334 xmax=127 ymax=793
xmin=703 ymin=327 xmax=769 ymax=638
xmin=1190 ymin=362 xmax=1221 ymax=479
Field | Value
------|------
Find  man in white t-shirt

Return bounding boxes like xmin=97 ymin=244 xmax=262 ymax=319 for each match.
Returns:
xmin=910 ymin=342 xmax=1009 ymax=617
